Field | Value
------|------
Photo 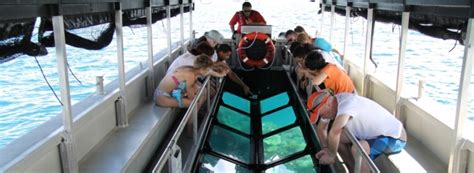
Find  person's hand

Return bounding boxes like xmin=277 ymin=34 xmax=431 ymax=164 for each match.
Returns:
xmin=232 ymin=31 xmax=239 ymax=40
xmin=243 ymin=86 xmax=254 ymax=96
xmin=315 ymin=148 xmax=336 ymax=165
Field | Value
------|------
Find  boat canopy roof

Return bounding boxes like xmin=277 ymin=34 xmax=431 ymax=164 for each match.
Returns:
xmin=0 ymin=0 xmax=192 ymax=21
xmin=321 ymin=0 xmax=472 ymax=45
xmin=0 ymin=0 xmax=192 ymax=61
xmin=322 ymin=0 xmax=473 ymax=18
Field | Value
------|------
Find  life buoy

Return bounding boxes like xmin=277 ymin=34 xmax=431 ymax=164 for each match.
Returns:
xmin=238 ymin=32 xmax=275 ymax=68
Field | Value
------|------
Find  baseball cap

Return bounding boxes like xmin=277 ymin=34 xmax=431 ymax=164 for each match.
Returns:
xmin=205 ymin=30 xmax=224 ymax=44
xmin=307 ymin=90 xmax=331 ymax=124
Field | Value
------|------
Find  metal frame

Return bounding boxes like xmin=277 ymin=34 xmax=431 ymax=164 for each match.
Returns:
xmin=146 ymin=6 xmax=155 ymax=100
xmin=189 ymin=1 xmax=193 ymax=41
xmin=179 ymin=3 xmax=185 ymax=53
xmin=53 ymin=15 xmax=78 ymax=173
xmin=320 ymin=3 xmax=325 ymax=36
xmin=166 ymin=5 xmax=173 ymax=62
xmin=115 ymin=3 xmax=128 ymax=127
xmin=329 ymin=4 xmax=335 ymax=43
xmin=448 ymin=18 xmax=474 ymax=173
xmin=189 ymin=72 xmax=325 ymax=172
xmin=361 ymin=7 xmax=374 ymax=96
xmin=343 ymin=6 xmax=351 ymax=61
xmin=394 ymin=12 xmax=409 ymax=118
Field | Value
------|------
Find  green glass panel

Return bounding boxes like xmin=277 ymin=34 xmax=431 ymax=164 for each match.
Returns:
xmin=262 ymin=106 xmax=296 ymax=134
xmin=222 ymin=92 xmax=250 ymax=113
xmin=209 ymin=126 xmax=250 ymax=163
xmin=217 ymin=106 xmax=250 ymax=134
xmin=260 ymin=92 xmax=289 ymax=114
xmin=265 ymin=155 xmax=316 ymax=173
xmin=263 ymin=127 xmax=306 ymax=163
xmin=199 ymin=154 xmax=250 ymax=173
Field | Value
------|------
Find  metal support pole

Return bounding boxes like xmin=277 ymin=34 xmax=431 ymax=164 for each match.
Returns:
xmin=329 ymin=4 xmax=335 ymax=43
xmin=448 ymin=18 xmax=474 ymax=173
xmin=166 ymin=5 xmax=172 ymax=61
xmin=192 ymin=104 xmax=198 ymax=142
xmin=168 ymin=145 xmax=183 ymax=173
xmin=189 ymin=2 xmax=194 ymax=41
xmin=146 ymin=7 xmax=155 ymax=100
xmin=361 ymin=7 xmax=374 ymax=96
xmin=53 ymin=15 xmax=78 ymax=173
xmin=320 ymin=4 xmax=325 ymax=36
xmin=180 ymin=4 xmax=185 ymax=53
xmin=207 ymin=78 xmax=211 ymax=111
xmin=343 ymin=6 xmax=351 ymax=61
xmin=115 ymin=3 xmax=128 ymax=127
xmin=394 ymin=12 xmax=409 ymax=119
xmin=354 ymin=154 xmax=362 ymax=173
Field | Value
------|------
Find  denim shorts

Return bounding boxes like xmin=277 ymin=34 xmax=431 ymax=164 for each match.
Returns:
xmin=367 ymin=136 xmax=406 ymax=160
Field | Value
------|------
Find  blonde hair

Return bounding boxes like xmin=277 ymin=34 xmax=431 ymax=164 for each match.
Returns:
xmin=194 ymin=54 xmax=213 ymax=69
xmin=296 ymin=33 xmax=312 ymax=44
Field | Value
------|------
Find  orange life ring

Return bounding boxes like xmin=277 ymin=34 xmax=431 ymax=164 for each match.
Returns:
xmin=238 ymin=32 xmax=275 ymax=68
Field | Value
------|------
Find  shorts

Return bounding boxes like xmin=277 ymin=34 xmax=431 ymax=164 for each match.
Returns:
xmin=367 ymin=136 xmax=406 ymax=160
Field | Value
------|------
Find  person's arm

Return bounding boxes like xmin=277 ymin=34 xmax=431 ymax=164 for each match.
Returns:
xmin=307 ymin=70 xmax=328 ymax=86
xmin=208 ymin=62 xmax=230 ymax=77
xmin=206 ymin=69 xmax=228 ymax=78
xmin=254 ymin=11 xmax=266 ymax=25
xmin=316 ymin=115 xmax=351 ymax=164
xmin=229 ymin=12 xmax=238 ymax=32
xmin=227 ymin=70 xmax=253 ymax=95
xmin=316 ymin=121 xmax=329 ymax=147
xmin=186 ymin=75 xmax=197 ymax=99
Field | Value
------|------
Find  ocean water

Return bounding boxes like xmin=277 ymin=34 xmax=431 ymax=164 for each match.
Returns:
xmin=0 ymin=0 xmax=473 ymax=149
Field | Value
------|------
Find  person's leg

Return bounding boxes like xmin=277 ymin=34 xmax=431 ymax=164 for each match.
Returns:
xmin=338 ymin=133 xmax=354 ymax=172
xmin=156 ymin=95 xmax=193 ymax=108
xmin=156 ymin=96 xmax=179 ymax=107
xmin=351 ymin=140 xmax=370 ymax=173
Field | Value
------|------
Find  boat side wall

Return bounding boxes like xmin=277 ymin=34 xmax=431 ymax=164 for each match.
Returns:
xmin=344 ymin=59 xmax=453 ymax=165
xmin=2 ymin=45 xmax=184 ymax=172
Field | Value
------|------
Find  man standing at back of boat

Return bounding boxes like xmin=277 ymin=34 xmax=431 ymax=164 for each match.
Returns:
xmin=229 ymin=2 xmax=267 ymax=37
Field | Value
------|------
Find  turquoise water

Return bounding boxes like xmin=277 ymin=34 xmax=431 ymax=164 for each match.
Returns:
xmin=1 ymin=0 xmax=473 ymax=149
xmin=260 ymin=92 xmax=289 ymax=114
xmin=217 ymin=106 xmax=251 ymax=134
xmin=261 ymin=106 xmax=296 ymax=134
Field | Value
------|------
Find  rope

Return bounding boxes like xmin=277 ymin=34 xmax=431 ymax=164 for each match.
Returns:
xmin=236 ymin=33 xmax=259 ymax=50
xmin=369 ymin=14 xmax=378 ymax=69
xmin=67 ymin=63 xmax=83 ymax=85
xmin=34 ymin=56 xmax=63 ymax=106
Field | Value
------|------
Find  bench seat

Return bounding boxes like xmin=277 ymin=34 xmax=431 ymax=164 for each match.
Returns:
xmin=79 ymin=101 xmax=177 ymax=173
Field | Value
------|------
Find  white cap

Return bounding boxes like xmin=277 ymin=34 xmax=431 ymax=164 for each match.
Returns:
xmin=205 ymin=30 xmax=224 ymax=44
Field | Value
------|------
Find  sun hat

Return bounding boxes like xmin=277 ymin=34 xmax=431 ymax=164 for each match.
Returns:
xmin=205 ymin=30 xmax=224 ymax=44
xmin=307 ymin=90 xmax=331 ymax=124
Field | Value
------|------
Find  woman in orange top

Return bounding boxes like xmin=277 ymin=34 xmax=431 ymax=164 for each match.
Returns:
xmin=303 ymin=50 xmax=355 ymax=94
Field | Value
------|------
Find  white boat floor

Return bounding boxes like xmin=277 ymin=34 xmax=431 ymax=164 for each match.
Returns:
xmin=79 ymin=101 xmax=178 ymax=173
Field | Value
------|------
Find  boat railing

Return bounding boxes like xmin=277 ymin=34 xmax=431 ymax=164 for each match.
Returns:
xmin=151 ymin=75 xmax=218 ymax=172
xmin=343 ymin=128 xmax=381 ymax=173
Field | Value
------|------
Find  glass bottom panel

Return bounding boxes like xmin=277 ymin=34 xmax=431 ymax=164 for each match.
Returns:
xmin=199 ymin=154 xmax=250 ymax=173
xmin=265 ymin=155 xmax=316 ymax=173
xmin=209 ymin=126 xmax=250 ymax=163
xmin=263 ymin=127 xmax=306 ymax=163
xmin=217 ymin=106 xmax=250 ymax=134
